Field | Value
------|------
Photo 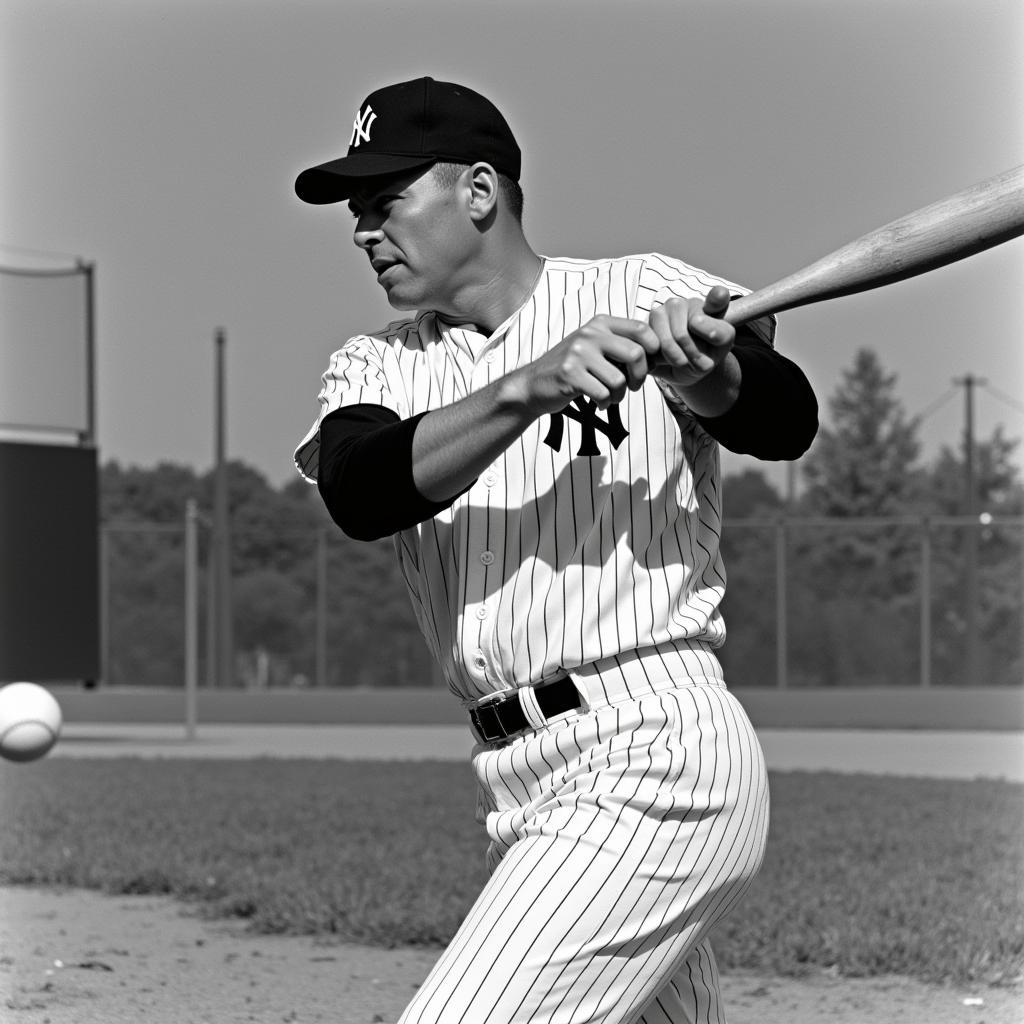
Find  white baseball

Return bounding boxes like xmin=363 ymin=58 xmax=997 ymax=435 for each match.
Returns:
xmin=0 ymin=682 xmax=63 ymax=763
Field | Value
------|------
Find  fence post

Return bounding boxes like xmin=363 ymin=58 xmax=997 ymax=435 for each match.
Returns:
xmin=920 ymin=516 xmax=932 ymax=688
xmin=776 ymin=516 xmax=788 ymax=689
xmin=99 ymin=525 xmax=111 ymax=686
xmin=205 ymin=538 xmax=216 ymax=688
xmin=316 ymin=526 xmax=328 ymax=688
xmin=1020 ymin=520 xmax=1024 ymax=685
xmin=965 ymin=515 xmax=982 ymax=686
xmin=184 ymin=500 xmax=199 ymax=740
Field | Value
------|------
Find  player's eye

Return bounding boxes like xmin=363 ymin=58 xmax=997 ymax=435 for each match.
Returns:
xmin=348 ymin=196 xmax=397 ymax=220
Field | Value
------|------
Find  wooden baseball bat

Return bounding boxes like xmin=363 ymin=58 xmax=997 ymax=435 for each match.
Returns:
xmin=725 ymin=164 xmax=1024 ymax=326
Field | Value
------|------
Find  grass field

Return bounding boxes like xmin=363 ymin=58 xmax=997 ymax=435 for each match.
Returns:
xmin=2 ymin=759 xmax=1022 ymax=987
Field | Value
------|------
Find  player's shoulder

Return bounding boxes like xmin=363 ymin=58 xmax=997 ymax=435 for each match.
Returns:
xmin=341 ymin=310 xmax=435 ymax=351
xmin=542 ymin=253 xmax=651 ymax=275
xmin=633 ymin=252 xmax=748 ymax=294
xmin=544 ymin=252 xmax=738 ymax=287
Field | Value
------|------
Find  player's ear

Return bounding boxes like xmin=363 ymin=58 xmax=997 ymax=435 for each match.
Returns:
xmin=465 ymin=163 xmax=499 ymax=222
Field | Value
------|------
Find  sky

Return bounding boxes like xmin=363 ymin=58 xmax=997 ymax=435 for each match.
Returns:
xmin=2 ymin=0 xmax=1022 ymax=494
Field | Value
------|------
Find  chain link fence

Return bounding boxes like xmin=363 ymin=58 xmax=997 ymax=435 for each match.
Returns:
xmin=99 ymin=514 xmax=1024 ymax=690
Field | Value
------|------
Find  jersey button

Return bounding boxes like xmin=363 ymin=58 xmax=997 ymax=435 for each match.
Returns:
xmin=483 ymin=472 xmax=497 ymax=487
xmin=475 ymin=606 xmax=488 ymax=620
xmin=480 ymin=551 xmax=495 ymax=565
xmin=485 ymin=351 xmax=497 ymax=363
xmin=473 ymin=655 xmax=487 ymax=670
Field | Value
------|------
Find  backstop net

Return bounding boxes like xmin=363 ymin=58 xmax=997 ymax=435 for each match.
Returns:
xmin=0 ymin=261 xmax=92 ymax=438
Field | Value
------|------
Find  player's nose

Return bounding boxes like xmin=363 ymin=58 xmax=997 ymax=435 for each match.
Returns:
xmin=352 ymin=215 xmax=384 ymax=252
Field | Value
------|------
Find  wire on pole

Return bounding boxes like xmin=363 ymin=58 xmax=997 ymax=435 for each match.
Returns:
xmin=980 ymin=383 xmax=1024 ymax=418
xmin=910 ymin=386 xmax=959 ymax=425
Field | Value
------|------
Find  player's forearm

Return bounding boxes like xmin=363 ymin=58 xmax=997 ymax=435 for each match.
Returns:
xmin=316 ymin=375 xmax=541 ymax=540
xmin=411 ymin=373 xmax=538 ymax=502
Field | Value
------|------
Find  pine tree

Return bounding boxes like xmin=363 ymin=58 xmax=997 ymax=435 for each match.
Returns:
xmin=790 ymin=350 xmax=924 ymax=683
xmin=802 ymin=348 xmax=922 ymax=517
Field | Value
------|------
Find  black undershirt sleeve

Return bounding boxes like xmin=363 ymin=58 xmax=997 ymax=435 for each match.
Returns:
xmin=317 ymin=405 xmax=470 ymax=542
xmin=691 ymin=328 xmax=819 ymax=460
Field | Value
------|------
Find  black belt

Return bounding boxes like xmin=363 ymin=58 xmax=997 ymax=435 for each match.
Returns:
xmin=468 ymin=676 xmax=582 ymax=743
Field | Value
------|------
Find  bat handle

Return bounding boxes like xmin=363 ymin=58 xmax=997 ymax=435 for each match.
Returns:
xmin=725 ymin=290 xmax=781 ymax=327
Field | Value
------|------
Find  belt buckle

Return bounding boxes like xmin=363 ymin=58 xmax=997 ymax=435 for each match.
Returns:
xmin=469 ymin=690 xmax=513 ymax=744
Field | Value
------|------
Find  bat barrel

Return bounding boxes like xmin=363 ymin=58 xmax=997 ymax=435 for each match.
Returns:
xmin=726 ymin=164 xmax=1024 ymax=326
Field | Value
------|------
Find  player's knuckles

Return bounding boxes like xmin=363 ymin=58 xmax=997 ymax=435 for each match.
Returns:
xmin=635 ymin=323 xmax=661 ymax=355
xmin=669 ymin=309 xmax=693 ymax=342
xmin=648 ymin=309 xmax=679 ymax=355
xmin=626 ymin=351 xmax=651 ymax=388
xmin=675 ymin=333 xmax=704 ymax=365
xmin=690 ymin=313 xmax=734 ymax=346
xmin=562 ymin=337 xmax=593 ymax=365
xmin=583 ymin=314 xmax=615 ymax=336
xmin=571 ymin=324 xmax=609 ymax=351
xmin=555 ymin=358 xmax=583 ymax=388
xmin=614 ymin=362 xmax=638 ymax=389
xmin=658 ymin=343 xmax=687 ymax=368
xmin=715 ymin=323 xmax=736 ymax=347
xmin=661 ymin=297 xmax=695 ymax=325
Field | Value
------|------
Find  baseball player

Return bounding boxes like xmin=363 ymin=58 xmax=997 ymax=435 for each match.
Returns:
xmin=293 ymin=76 xmax=817 ymax=1024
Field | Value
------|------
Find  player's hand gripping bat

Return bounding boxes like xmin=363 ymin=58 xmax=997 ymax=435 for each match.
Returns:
xmin=724 ymin=164 xmax=1024 ymax=326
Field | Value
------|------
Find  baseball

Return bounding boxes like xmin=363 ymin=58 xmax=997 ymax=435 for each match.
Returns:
xmin=0 ymin=682 xmax=63 ymax=763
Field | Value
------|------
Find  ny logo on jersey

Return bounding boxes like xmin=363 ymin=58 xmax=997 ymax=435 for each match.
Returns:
xmin=350 ymin=104 xmax=377 ymax=147
xmin=544 ymin=398 xmax=629 ymax=457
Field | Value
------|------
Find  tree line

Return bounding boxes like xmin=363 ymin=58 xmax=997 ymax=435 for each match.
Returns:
xmin=101 ymin=349 xmax=1023 ymax=689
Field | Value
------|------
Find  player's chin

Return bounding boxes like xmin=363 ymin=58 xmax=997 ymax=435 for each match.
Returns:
xmin=380 ymin=281 xmax=426 ymax=311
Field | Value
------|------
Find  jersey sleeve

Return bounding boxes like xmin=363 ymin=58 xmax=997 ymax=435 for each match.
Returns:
xmin=634 ymin=252 xmax=777 ymax=348
xmin=317 ymin=405 xmax=469 ymax=540
xmin=293 ymin=335 xmax=403 ymax=483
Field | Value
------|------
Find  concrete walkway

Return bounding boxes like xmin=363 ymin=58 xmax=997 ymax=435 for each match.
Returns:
xmin=49 ymin=723 xmax=1024 ymax=781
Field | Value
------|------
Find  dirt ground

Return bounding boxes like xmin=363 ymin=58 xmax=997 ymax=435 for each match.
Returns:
xmin=2 ymin=887 xmax=1021 ymax=1024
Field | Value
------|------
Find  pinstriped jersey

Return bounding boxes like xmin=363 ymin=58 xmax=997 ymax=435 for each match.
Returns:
xmin=294 ymin=254 xmax=776 ymax=706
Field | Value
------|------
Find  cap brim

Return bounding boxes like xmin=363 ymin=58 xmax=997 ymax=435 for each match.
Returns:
xmin=294 ymin=153 xmax=437 ymax=204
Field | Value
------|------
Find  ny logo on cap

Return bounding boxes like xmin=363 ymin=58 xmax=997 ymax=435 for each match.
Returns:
xmin=350 ymin=104 xmax=377 ymax=148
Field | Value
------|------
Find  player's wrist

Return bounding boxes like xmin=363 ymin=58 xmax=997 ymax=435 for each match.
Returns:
xmin=667 ymin=352 xmax=741 ymax=417
xmin=493 ymin=367 xmax=550 ymax=423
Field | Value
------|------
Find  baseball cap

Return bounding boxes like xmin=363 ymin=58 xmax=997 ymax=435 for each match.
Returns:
xmin=294 ymin=76 xmax=521 ymax=204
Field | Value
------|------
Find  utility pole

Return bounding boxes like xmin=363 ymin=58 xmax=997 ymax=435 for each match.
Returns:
xmin=953 ymin=374 xmax=985 ymax=685
xmin=213 ymin=328 xmax=233 ymax=688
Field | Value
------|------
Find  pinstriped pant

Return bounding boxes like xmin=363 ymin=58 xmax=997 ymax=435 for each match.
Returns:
xmin=398 ymin=682 xmax=769 ymax=1024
